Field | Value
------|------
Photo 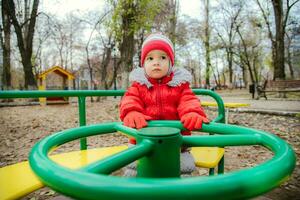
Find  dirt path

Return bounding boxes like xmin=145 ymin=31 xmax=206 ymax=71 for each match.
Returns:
xmin=0 ymin=97 xmax=299 ymax=199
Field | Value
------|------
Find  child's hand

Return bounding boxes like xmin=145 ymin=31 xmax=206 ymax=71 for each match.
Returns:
xmin=123 ymin=111 xmax=152 ymax=129
xmin=181 ymin=112 xmax=209 ymax=130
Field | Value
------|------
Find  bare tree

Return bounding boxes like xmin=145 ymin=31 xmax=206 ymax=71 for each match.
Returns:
xmin=5 ymin=0 xmax=40 ymax=89
xmin=119 ymin=2 xmax=135 ymax=89
xmin=85 ymin=17 xmax=101 ymax=91
xmin=32 ymin=13 xmax=53 ymax=75
xmin=42 ymin=12 xmax=85 ymax=71
xmin=236 ymin=25 xmax=256 ymax=85
xmin=285 ymin=32 xmax=294 ymax=78
xmin=167 ymin=0 xmax=179 ymax=45
xmin=49 ymin=19 xmax=67 ymax=68
xmin=203 ymin=0 xmax=211 ymax=88
xmin=84 ymin=11 xmax=110 ymax=96
xmin=285 ymin=21 xmax=299 ymax=79
xmin=1 ymin=0 xmax=12 ymax=90
xmin=212 ymin=50 xmax=222 ymax=88
xmin=256 ymin=0 xmax=299 ymax=80
xmin=57 ymin=25 xmax=66 ymax=68
xmin=215 ymin=1 xmax=243 ymax=88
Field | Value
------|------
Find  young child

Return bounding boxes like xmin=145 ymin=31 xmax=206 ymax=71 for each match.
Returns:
xmin=119 ymin=33 xmax=209 ymax=176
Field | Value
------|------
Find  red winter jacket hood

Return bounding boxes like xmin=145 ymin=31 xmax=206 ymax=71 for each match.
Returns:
xmin=119 ymin=67 xmax=207 ymax=122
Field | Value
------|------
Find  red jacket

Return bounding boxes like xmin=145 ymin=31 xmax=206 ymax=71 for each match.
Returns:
xmin=120 ymin=68 xmax=207 ymax=125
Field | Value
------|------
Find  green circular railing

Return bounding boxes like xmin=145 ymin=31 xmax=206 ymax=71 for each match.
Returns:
xmin=29 ymin=121 xmax=296 ymax=200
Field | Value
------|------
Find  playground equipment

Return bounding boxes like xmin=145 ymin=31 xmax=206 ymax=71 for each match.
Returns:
xmin=201 ymin=101 xmax=250 ymax=123
xmin=37 ymin=66 xmax=74 ymax=104
xmin=0 ymin=89 xmax=296 ymax=200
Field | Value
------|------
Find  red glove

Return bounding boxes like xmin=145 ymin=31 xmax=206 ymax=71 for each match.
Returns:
xmin=123 ymin=111 xmax=152 ymax=129
xmin=181 ymin=112 xmax=209 ymax=130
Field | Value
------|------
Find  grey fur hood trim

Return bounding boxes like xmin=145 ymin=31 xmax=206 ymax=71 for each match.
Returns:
xmin=129 ymin=67 xmax=192 ymax=88
xmin=168 ymin=68 xmax=192 ymax=87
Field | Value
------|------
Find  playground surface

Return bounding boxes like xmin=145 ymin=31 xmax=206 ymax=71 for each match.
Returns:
xmin=202 ymin=89 xmax=300 ymax=114
xmin=0 ymin=90 xmax=299 ymax=200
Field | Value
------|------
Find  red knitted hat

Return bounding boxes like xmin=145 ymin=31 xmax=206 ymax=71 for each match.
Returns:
xmin=141 ymin=33 xmax=174 ymax=67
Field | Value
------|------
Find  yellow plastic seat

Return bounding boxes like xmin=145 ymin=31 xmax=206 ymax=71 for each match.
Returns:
xmin=201 ymin=101 xmax=250 ymax=108
xmin=0 ymin=145 xmax=127 ymax=200
xmin=0 ymin=161 xmax=44 ymax=200
xmin=201 ymin=101 xmax=250 ymax=123
xmin=191 ymin=147 xmax=225 ymax=174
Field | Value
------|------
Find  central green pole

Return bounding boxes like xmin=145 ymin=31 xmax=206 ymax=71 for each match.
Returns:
xmin=136 ymin=127 xmax=182 ymax=178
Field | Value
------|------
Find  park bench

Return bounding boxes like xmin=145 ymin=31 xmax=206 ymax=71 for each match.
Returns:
xmin=256 ymin=80 xmax=300 ymax=100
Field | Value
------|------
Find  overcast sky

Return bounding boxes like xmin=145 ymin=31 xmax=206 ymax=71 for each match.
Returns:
xmin=40 ymin=0 xmax=203 ymax=19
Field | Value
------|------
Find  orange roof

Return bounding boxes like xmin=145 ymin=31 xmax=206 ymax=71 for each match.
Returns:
xmin=38 ymin=66 xmax=75 ymax=79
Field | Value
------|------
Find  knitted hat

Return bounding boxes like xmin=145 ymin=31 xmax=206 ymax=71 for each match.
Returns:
xmin=141 ymin=33 xmax=174 ymax=67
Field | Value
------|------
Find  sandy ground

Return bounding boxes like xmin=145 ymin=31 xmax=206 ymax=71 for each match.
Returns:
xmin=0 ymin=97 xmax=299 ymax=200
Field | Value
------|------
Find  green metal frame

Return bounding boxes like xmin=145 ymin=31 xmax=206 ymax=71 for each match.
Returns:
xmin=1 ymin=89 xmax=295 ymax=199
xmin=27 ymin=121 xmax=296 ymax=200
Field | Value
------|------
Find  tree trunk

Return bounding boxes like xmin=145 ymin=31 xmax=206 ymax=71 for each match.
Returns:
xmin=120 ymin=33 xmax=134 ymax=89
xmin=272 ymin=0 xmax=285 ymax=80
xmin=23 ymin=56 xmax=37 ymax=89
xmin=228 ymin=47 xmax=234 ymax=87
xmin=237 ymin=27 xmax=255 ymax=84
xmin=222 ymin=71 xmax=226 ymax=87
xmin=136 ymin=30 xmax=146 ymax=67
xmin=119 ymin=1 xmax=135 ymax=89
xmin=168 ymin=0 xmax=178 ymax=46
xmin=204 ymin=0 xmax=211 ymax=88
xmin=198 ymin=60 xmax=202 ymax=88
xmin=1 ymin=0 xmax=12 ymax=90
xmin=101 ymin=46 xmax=112 ymax=89
xmin=242 ymin=67 xmax=248 ymax=88
xmin=6 ymin=0 xmax=39 ymax=89
xmin=216 ymin=63 xmax=221 ymax=88
xmin=252 ymin=55 xmax=259 ymax=84
xmin=95 ymin=43 xmax=113 ymax=102
xmin=285 ymin=33 xmax=294 ymax=79
xmin=59 ymin=45 xmax=64 ymax=68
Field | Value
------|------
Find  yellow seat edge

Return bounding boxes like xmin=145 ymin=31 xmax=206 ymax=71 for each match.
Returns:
xmin=0 ymin=145 xmax=223 ymax=199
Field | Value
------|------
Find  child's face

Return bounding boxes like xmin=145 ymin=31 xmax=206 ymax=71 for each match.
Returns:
xmin=144 ymin=50 xmax=170 ymax=79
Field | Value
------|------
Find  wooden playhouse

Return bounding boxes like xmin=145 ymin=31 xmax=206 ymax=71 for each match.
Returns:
xmin=38 ymin=66 xmax=75 ymax=104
